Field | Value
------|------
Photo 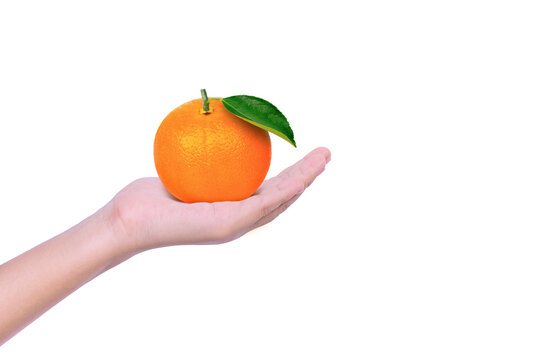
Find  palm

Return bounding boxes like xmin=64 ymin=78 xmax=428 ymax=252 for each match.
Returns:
xmin=111 ymin=147 xmax=330 ymax=250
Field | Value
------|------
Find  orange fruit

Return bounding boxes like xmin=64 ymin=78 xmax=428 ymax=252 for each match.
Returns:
xmin=154 ymin=98 xmax=271 ymax=203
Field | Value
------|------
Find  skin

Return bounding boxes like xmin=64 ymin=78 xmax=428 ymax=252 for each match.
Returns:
xmin=0 ymin=147 xmax=331 ymax=346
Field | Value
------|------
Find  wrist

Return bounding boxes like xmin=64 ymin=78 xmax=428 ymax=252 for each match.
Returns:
xmin=94 ymin=201 xmax=142 ymax=266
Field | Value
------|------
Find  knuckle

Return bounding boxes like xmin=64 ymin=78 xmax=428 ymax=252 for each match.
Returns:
xmin=291 ymin=179 xmax=305 ymax=193
xmin=255 ymin=197 xmax=271 ymax=219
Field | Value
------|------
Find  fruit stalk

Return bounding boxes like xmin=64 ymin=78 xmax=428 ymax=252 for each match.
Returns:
xmin=200 ymin=89 xmax=210 ymax=112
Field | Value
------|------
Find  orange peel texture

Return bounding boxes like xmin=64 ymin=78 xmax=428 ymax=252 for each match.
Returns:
xmin=154 ymin=98 xmax=272 ymax=203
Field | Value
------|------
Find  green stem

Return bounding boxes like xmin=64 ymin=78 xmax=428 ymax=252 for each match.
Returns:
xmin=200 ymin=89 xmax=210 ymax=112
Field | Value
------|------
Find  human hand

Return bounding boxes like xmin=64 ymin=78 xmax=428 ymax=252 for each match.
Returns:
xmin=0 ymin=146 xmax=330 ymax=344
xmin=108 ymin=147 xmax=331 ymax=254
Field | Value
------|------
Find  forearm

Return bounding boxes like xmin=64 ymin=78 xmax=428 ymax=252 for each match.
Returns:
xmin=0 ymin=204 xmax=130 ymax=345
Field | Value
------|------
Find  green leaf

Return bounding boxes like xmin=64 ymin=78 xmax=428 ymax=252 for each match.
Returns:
xmin=221 ymin=95 xmax=296 ymax=147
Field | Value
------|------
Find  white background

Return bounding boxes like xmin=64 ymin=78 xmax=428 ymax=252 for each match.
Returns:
xmin=1 ymin=0 xmax=539 ymax=358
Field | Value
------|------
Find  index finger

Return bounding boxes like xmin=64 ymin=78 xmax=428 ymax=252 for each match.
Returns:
xmin=234 ymin=147 xmax=332 ymax=227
